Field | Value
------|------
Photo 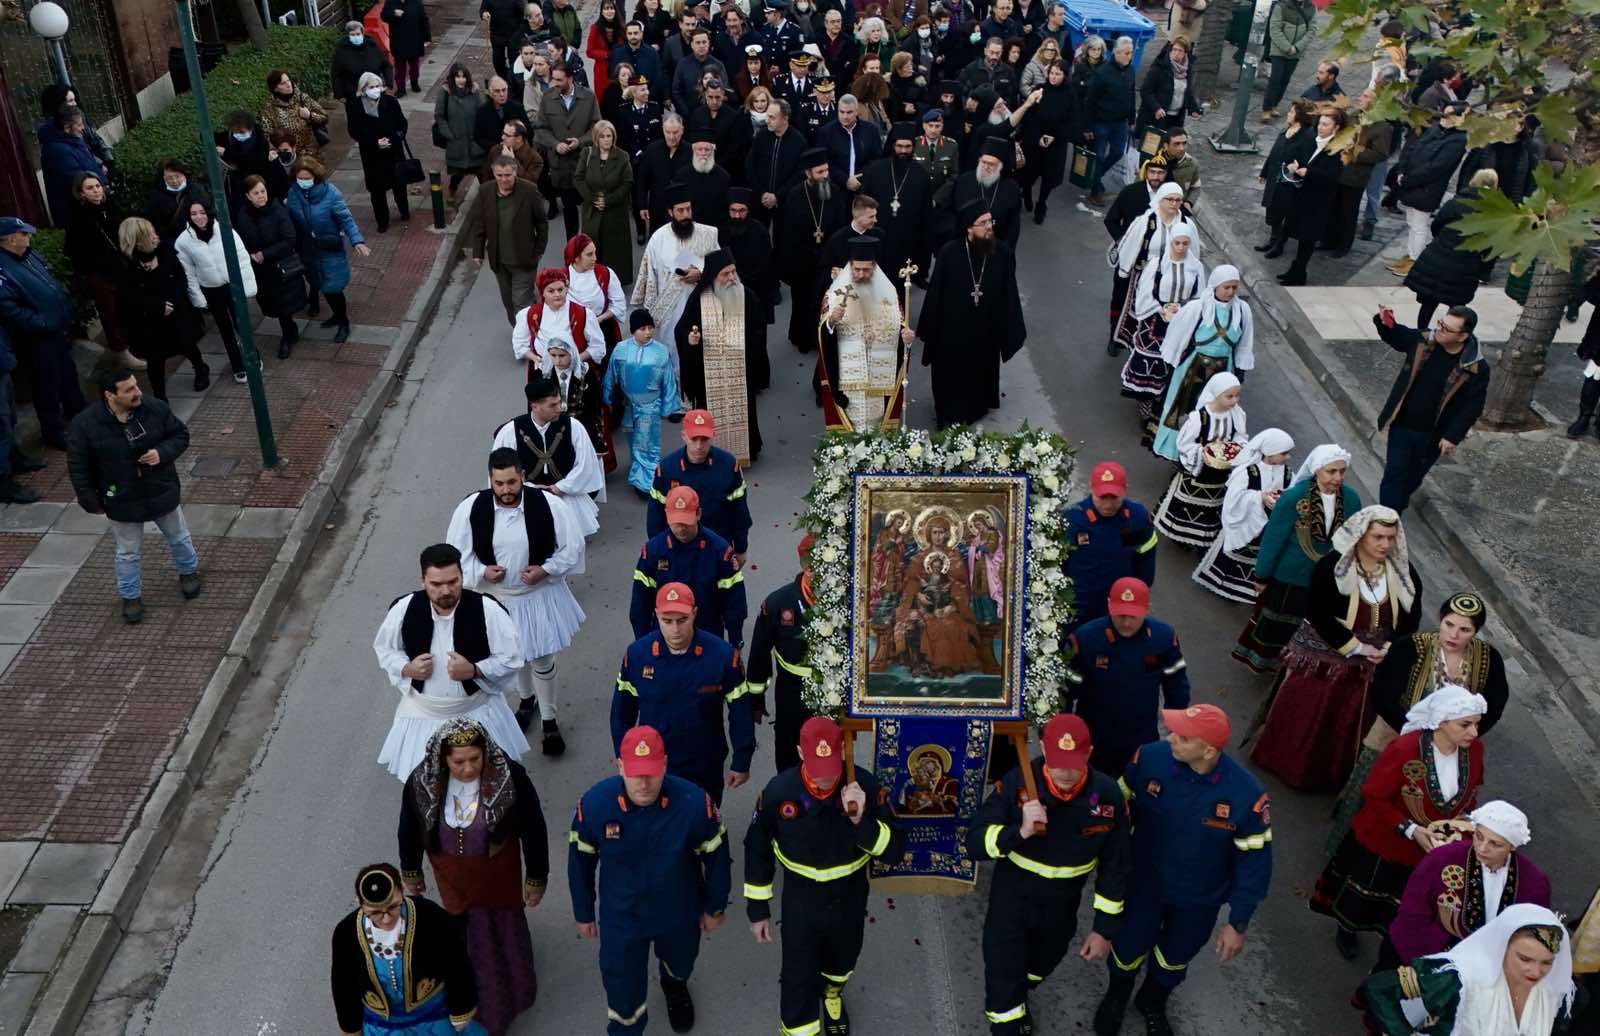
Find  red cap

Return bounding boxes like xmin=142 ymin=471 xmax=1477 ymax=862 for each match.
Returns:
xmin=1042 ymin=714 xmax=1092 ymax=770
xmin=1163 ymin=704 xmax=1232 ymax=750
xmin=655 ymin=582 xmax=696 ymax=615
xmin=798 ymin=533 xmax=814 ymax=561
xmin=663 ymin=485 xmax=702 ymax=519
xmin=1090 ymin=461 xmax=1128 ymax=497
xmin=799 ymin=716 xmax=843 ymax=780
xmin=683 ymin=409 xmax=716 ymax=437
xmin=1106 ymin=576 xmax=1150 ymax=619
xmin=620 ymin=725 xmax=668 ymax=776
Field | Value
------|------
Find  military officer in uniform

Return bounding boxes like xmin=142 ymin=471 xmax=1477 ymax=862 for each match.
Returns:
xmin=761 ymin=1 xmax=806 ymax=69
xmin=570 ymin=725 xmax=733 ymax=1034
xmin=744 ymin=716 xmax=905 ymax=1036
xmin=631 ymin=485 xmax=749 ymax=648
xmin=614 ymin=581 xmax=755 ymax=805
xmin=1064 ymin=461 xmax=1158 ymax=635
xmin=1064 ymin=577 xmax=1190 ymax=778
xmin=798 ymin=75 xmax=838 ymax=142
xmin=745 ymin=534 xmax=819 ymax=770
xmin=1094 ymin=705 xmax=1272 ymax=1036
xmin=772 ymin=45 xmax=815 ymax=108
xmin=646 ymin=409 xmax=754 ymax=562
xmin=969 ymin=713 xmax=1131 ymax=1036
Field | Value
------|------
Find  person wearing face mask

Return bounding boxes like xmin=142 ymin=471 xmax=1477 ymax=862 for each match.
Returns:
xmin=114 ymin=217 xmax=208 ymax=401
xmin=235 ymin=174 xmax=308 ymax=359
xmin=262 ymin=130 xmax=300 ymax=199
xmin=144 ymin=159 xmax=201 ymax=244
xmin=172 ymin=199 xmax=257 ymax=384
xmin=331 ymin=19 xmax=394 ymax=102
xmin=346 ymin=72 xmax=413 ymax=233
xmin=284 ymin=157 xmax=372 ymax=344
xmin=214 ymin=111 xmax=273 ymax=216
xmin=259 ymin=69 xmax=329 ymax=160
xmin=900 ymin=16 xmax=939 ymax=78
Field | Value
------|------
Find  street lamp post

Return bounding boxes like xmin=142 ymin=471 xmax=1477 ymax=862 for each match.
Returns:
xmin=27 ymin=1 xmax=72 ymax=88
xmin=172 ymin=0 xmax=282 ymax=469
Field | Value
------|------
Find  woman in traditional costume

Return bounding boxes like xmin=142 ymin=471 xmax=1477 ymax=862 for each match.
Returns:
xmin=1360 ymin=904 xmax=1577 ymax=1036
xmin=1193 ymin=427 xmax=1293 ymax=602
xmin=1250 ymin=504 xmax=1423 ymax=791
xmin=1233 ymin=444 xmax=1360 ymax=673
xmin=1310 ymin=685 xmax=1487 ymax=962
xmin=331 ymin=863 xmax=485 ymax=1035
xmin=1152 ymin=265 xmax=1254 ymax=460
xmin=1121 ymin=221 xmax=1205 ymax=445
xmin=1108 ymin=181 xmax=1192 ymax=354
xmin=1154 ymin=371 xmax=1248 ymax=546
xmin=398 ymin=720 xmax=547 ymax=1036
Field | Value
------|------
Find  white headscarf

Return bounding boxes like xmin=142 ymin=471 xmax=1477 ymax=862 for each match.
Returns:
xmin=1220 ymin=428 xmax=1294 ymax=551
xmin=1158 ymin=265 xmax=1255 ymax=371
xmin=1232 ymin=427 xmax=1294 ymax=470
xmin=1293 ymin=443 xmax=1352 ymax=485
xmin=1132 ymin=223 xmax=1206 ymax=319
xmin=1468 ymin=801 xmax=1531 ymax=848
xmin=1428 ymin=904 xmax=1575 ymax=1036
xmin=1332 ymin=504 xmax=1417 ymax=611
xmin=1400 ymin=683 xmax=1488 ymax=734
xmin=1116 ymin=182 xmax=1192 ymax=275
xmin=1196 ymin=370 xmax=1241 ymax=412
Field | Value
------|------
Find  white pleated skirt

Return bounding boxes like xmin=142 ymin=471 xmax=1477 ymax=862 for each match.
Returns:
xmin=376 ymin=694 xmax=530 ymax=780
xmin=504 ymin=583 xmax=587 ymax=659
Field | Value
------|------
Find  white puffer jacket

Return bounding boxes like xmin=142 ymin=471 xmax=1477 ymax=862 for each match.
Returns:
xmin=173 ymin=224 xmax=257 ymax=308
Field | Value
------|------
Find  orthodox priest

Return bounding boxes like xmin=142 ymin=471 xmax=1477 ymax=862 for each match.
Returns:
xmin=818 ymin=237 xmax=914 ymax=432
xmin=676 ymin=250 xmax=765 ymax=464
xmin=917 ymin=202 xmax=1026 ymax=429
xmin=721 ymin=188 xmax=776 ymax=335
xmin=778 ymin=148 xmax=849 ymax=352
xmin=859 ymin=122 xmax=933 ymax=281
xmin=950 ymin=139 xmax=1023 ymax=250
xmin=630 ymin=183 xmax=722 ymax=380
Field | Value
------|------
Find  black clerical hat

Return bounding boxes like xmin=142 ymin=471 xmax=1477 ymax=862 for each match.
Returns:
xmin=728 ymin=186 xmax=754 ymax=205
xmin=847 ymin=235 xmax=880 ymax=261
xmin=801 ymin=147 xmax=829 ymax=169
xmin=664 ymin=181 xmax=692 ymax=206
xmin=703 ymin=248 xmax=737 ymax=274
xmin=979 ymin=137 xmax=1008 ymax=160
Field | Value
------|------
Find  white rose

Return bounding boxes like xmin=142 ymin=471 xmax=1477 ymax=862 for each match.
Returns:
xmin=960 ymin=445 xmax=977 ymax=462
xmin=1036 ymin=440 xmax=1054 ymax=455
xmin=824 ymin=690 xmax=842 ymax=706
xmin=907 ymin=443 xmax=924 ymax=460
xmin=996 ymin=453 xmax=1012 ymax=468
xmin=821 ymin=546 xmax=840 ymax=564
xmin=830 ymin=445 xmax=845 ymax=457
xmin=1040 ymin=620 xmax=1058 ymax=636
xmin=1042 ymin=474 xmax=1060 ymax=492
xmin=1042 ymin=546 xmax=1060 ymax=561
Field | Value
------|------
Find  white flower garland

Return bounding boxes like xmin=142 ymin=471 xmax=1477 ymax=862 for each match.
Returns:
xmin=799 ymin=426 xmax=1077 ymax=727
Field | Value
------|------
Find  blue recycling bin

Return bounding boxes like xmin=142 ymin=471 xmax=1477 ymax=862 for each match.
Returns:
xmin=1062 ymin=0 xmax=1158 ymax=67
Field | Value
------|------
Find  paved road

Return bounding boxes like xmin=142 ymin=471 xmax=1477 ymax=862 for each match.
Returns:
xmin=79 ymin=198 xmax=1600 ymax=1035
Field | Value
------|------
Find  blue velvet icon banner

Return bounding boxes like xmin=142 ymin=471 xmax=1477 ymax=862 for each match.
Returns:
xmin=868 ymin=715 xmax=994 ymax=893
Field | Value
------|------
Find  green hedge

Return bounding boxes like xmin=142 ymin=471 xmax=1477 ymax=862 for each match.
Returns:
xmin=28 ymin=229 xmax=96 ymax=338
xmin=110 ymin=24 xmax=339 ymax=207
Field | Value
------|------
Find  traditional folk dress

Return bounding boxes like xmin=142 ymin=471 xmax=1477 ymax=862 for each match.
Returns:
xmin=331 ymin=894 xmax=486 ymax=1036
xmin=1251 ymin=506 xmax=1424 ymax=792
xmin=602 ymin=334 xmax=682 ymax=492
xmin=1154 ymin=372 xmax=1247 ymax=548
xmin=537 ymin=347 xmax=614 ymax=474
xmin=491 ymin=411 xmax=606 ymax=537
xmin=399 ymin=721 xmax=548 ymax=1036
xmin=1389 ymin=837 xmax=1552 ymax=963
xmin=817 ymin=261 xmax=908 ymax=433
xmin=630 ymin=220 xmax=722 ymax=379
xmin=565 ymin=260 xmax=628 ymax=356
xmin=1152 ymin=265 xmax=1255 ymax=462
xmin=1193 ymin=428 xmax=1293 ymax=603
xmin=372 ymin=590 xmax=530 ymax=780
xmin=1122 ymin=228 xmax=1205 ymax=442
xmin=510 ymin=298 xmax=609 ymax=374
xmin=675 ymin=275 xmax=766 ymax=465
xmin=1109 ymin=182 xmax=1193 ymax=349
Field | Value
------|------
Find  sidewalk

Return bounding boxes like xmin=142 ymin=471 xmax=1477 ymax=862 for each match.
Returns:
xmin=0 ymin=4 xmax=485 ymax=1032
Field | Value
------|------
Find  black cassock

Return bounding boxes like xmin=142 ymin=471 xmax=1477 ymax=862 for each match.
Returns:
xmin=950 ymin=172 xmax=1023 ymax=251
xmin=675 ymin=283 xmax=766 ymax=458
xmin=776 ymin=180 xmax=849 ymax=351
xmin=720 ymin=220 xmax=776 ymax=340
xmin=859 ymin=155 xmax=933 ymax=282
xmin=916 ymin=237 xmax=1026 ymax=429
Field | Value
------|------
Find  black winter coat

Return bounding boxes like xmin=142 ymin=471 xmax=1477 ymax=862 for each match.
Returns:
xmin=1136 ymin=45 xmax=1201 ymax=135
xmin=1455 ymin=134 xmax=1539 ymax=203
xmin=63 ymin=200 xmax=124 ymax=280
xmin=1083 ymin=58 xmax=1137 ymax=125
xmin=1395 ymin=124 xmax=1467 ymax=212
xmin=235 ymin=199 xmax=307 ymax=318
xmin=216 ymin=131 xmax=274 ymax=208
xmin=381 ymin=0 xmax=432 ymax=60
xmin=889 ymin=73 xmax=931 ymax=125
xmin=1259 ymin=126 xmax=1313 ymax=216
xmin=66 ymin=397 xmax=190 ymax=523
xmin=1287 ymin=143 xmax=1343 ymax=241
xmin=117 ymin=248 xmax=203 ymax=358
xmin=346 ymin=95 xmax=411 ymax=193
xmin=1403 ymin=190 xmax=1489 ymax=306
xmin=331 ymin=39 xmax=393 ymax=101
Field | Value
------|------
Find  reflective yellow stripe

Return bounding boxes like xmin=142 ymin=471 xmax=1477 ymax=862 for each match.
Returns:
xmin=696 ymin=825 xmax=727 ymax=854
xmin=985 ymin=1004 xmax=1028 ymax=1023
xmin=649 ymin=487 xmax=667 ymax=503
xmin=866 ymin=820 xmax=891 ymax=856
xmin=773 ymin=844 xmax=870 ymax=882
xmin=1233 ymin=830 xmax=1272 ymax=851
xmin=1136 ymin=532 xmax=1159 ymax=554
xmin=1026 ymin=973 xmax=1045 ymax=983
xmin=632 ymin=569 xmax=657 ymax=588
xmin=715 ymin=571 xmax=745 ymax=589
xmin=1064 ymin=669 xmax=1084 ymax=685
xmin=983 ymin=824 xmax=1005 ymax=859
xmin=607 ymin=1002 xmax=647 ymax=1025
xmin=1093 ymin=893 xmax=1125 ymax=915
xmin=725 ymin=482 xmax=747 ymax=501
xmin=1118 ymin=778 xmax=1134 ymax=800
xmin=820 ymin=970 xmax=853 ymax=984
xmin=1005 ymin=853 xmax=1097 ymax=880
xmin=725 ymin=682 xmax=752 ymax=701
xmin=569 ymin=830 xmax=597 ymax=854
xmin=773 ymin=651 xmax=814 ymax=679
xmin=743 ymin=882 xmax=774 ymax=901
xmin=781 ymin=1021 xmax=821 ymax=1036
xmin=615 ymin=678 xmax=638 ymax=696
xmin=1153 ymin=946 xmax=1187 ymax=971
xmin=1111 ymin=948 xmax=1145 ymax=972
xmin=1162 ymin=659 xmax=1188 ymax=674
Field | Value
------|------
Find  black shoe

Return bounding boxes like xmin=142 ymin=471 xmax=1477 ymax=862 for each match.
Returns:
xmin=1021 ymin=191 xmax=1033 ymax=212
xmin=1278 ymin=270 xmax=1307 ymax=286
xmin=1106 ymin=336 xmax=1122 ymax=357
xmin=1262 ymin=241 xmax=1286 ymax=259
xmin=376 ymin=220 xmax=390 ymax=234
xmin=179 ymin=572 xmax=203 ymax=600
xmin=514 ymin=697 xmax=540 ymax=732
xmin=320 ymin=314 xmax=342 ymax=328
xmin=10 ymin=450 xmax=46 ymax=473
xmin=1093 ymin=975 xmax=1136 ymax=1036
xmin=661 ymin=977 xmax=694 ymax=1033
xmin=1568 ymin=380 xmax=1600 ymax=438
xmin=542 ymin=719 xmax=566 ymax=756
xmin=0 ymin=477 xmax=40 ymax=503
xmin=547 ymin=201 xmax=559 ymax=220
xmin=1359 ymin=221 xmax=1375 ymax=241
xmin=1335 ymin=925 xmax=1360 ymax=960
xmin=1134 ymin=981 xmax=1174 ymax=1036
xmin=308 ymin=295 xmax=321 ymax=318
xmin=1567 ymin=304 xmax=1583 ymax=322
xmin=822 ymin=988 xmax=850 ymax=1035
xmin=1328 ymin=246 xmax=1351 ymax=258
xmin=411 ymin=81 xmax=422 ymax=93
xmin=333 ymin=322 xmax=351 ymax=344
xmin=278 ymin=339 xmax=292 ymax=359
xmin=122 ymin=597 xmax=144 ymax=624
xmin=395 ymin=85 xmax=406 ymax=98
xmin=1033 ymin=201 xmax=1047 ymax=225
xmin=193 ymin=363 xmax=211 ymax=392
xmin=1253 ymin=238 xmax=1276 ymax=252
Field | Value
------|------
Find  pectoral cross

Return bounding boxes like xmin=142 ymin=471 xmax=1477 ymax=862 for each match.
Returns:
xmin=814 ymin=227 xmax=824 ymax=243
xmin=890 ymin=198 xmax=901 ymax=215
xmin=970 ymin=282 xmax=984 ymax=305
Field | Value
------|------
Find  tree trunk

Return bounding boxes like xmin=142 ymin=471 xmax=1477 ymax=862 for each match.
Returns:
xmin=1482 ymin=259 xmax=1567 ymax=430
xmin=235 ymin=0 xmax=269 ymax=50
xmin=1192 ymin=0 xmax=1232 ymax=102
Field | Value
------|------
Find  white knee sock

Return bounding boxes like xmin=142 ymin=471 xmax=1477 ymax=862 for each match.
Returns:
xmin=531 ymin=656 xmax=558 ymax=722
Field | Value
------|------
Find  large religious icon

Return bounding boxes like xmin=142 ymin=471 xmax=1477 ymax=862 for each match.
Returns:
xmin=850 ymin=474 xmax=1027 ymax=720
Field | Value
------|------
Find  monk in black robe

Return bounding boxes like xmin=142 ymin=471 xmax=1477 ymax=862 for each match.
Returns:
xmin=949 ymin=137 xmax=1023 ymax=250
xmin=916 ymin=201 xmax=1025 ymax=428
xmin=859 ymin=123 xmax=933 ymax=285
xmin=721 ymin=187 xmax=776 ymax=338
xmin=676 ymin=248 xmax=765 ymax=462
xmin=777 ymin=147 xmax=849 ymax=352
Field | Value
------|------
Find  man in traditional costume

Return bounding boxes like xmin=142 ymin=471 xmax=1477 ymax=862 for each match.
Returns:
xmin=510 ymin=267 xmax=609 ymax=380
xmin=646 ymin=409 xmax=754 ymax=561
xmin=675 ymin=249 xmax=765 ymax=464
xmin=630 ymin=182 xmax=721 ymax=381
xmin=817 ymin=236 xmax=914 ymax=432
xmin=492 ymin=374 xmax=606 ymax=538
xmin=859 ymin=123 xmax=933 ymax=283
xmin=372 ymin=543 xmax=529 ymax=780
xmin=916 ymin=202 xmax=1026 ymax=428
xmin=779 ymin=148 xmax=850 ymax=352
xmin=446 ymin=448 xmax=586 ymax=754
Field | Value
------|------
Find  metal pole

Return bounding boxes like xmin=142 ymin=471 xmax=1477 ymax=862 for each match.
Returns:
xmin=1208 ymin=54 xmax=1261 ymax=153
xmin=429 ymin=169 xmax=446 ymax=228
xmin=173 ymin=0 xmax=282 ymax=469
xmin=49 ymin=39 xmax=72 ymax=88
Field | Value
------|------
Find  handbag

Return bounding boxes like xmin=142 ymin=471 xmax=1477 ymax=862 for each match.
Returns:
xmin=276 ymin=252 xmax=305 ymax=279
xmin=432 ymin=123 xmax=447 ymax=148
xmin=1069 ymin=145 xmax=1097 ymax=190
xmin=313 ymin=124 xmax=330 ymax=147
xmin=394 ymin=139 xmax=426 ymax=186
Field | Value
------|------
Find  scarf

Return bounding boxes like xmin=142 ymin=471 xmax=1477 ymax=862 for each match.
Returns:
xmin=407 ymin=718 xmax=517 ymax=836
xmin=1116 ymin=182 xmax=1188 ymax=274
xmin=1399 ymin=683 xmax=1489 ymax=734
xmin=1309 ymin=131 xmax=1334 ymax=161
xmin=1429 ymin=904 xmax=1575 ymax=1036
xmin=1330 ymin=504 xmax=1417 ymax=611
xmin=1292 ymin=443 xmax=1352 ymax=485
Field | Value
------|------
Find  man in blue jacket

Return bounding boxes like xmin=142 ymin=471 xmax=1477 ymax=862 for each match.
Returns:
xmin=0 ymin=324 xmax=43 ymax=502
xmin=646 ymin=409 xmax=753 ymax=559
xmin=1063 ymin=461 xmax=1157 ymax=634
xmin=612 ymin=21 xmax=665 ymax=103
xmin=570 ymin=724 xmax=732 ymax=1034
xmin=631 ymin=485 xmax=748 ymax=647
xmin=0 ymin=217 xmax=87 ymax=449
xmin=816 ymin=95 xmax=883 ymax=193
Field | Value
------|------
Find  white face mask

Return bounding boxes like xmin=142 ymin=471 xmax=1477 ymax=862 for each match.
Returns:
xmin=296 ymin=177 xmax=315 ymax=190
xmin=918 ymin=25 xmax=931 ymax=37
xmin=365 ymin=86 xmax=383 ymax=99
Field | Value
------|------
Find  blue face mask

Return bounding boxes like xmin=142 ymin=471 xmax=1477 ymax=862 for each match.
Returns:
xmin=348 ymin=33 xmax=364 ymax=45
xmin=167 ymin=179 xmax=187 ymax=193
xmin=232 ymin=131 xmax=252 ymax=142
xmin=296 ymin=178 xmax=315 ymax=190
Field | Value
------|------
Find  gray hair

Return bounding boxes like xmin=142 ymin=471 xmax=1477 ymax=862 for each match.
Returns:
xmin=344 ymin=20 xmax=363 ymax=32
xmin=662 ymin=112 xmax=684 ymax=128
xmin=838 ymin=93 xmax=859 ymax=107
xmin=859 ymin=16 xmax=886 ymax=36
xmin=490 ymin=154 xmax=519 ymax=171
xmin=357 ymin=72 xmax=385 ymax=93
xmin=770 ymin=98 xmax=791 ymax=117
xmin=1115 ymin=35 xmax=1134 ymax=49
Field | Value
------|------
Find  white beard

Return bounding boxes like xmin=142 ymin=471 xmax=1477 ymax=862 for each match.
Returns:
xmin=976 ymin=168 xmax=1000 ymax=187
xmin=988 ymin=110 xmax=1007 ymax=124
xmin=713 ymin=280 xmax=743 ymax=309
xmin=692 ymin=155 xmax=715 ymax=174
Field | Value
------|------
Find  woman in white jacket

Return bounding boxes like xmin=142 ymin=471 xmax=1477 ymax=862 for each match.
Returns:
xmin=173 ymin=199 xmax=257 ymax=383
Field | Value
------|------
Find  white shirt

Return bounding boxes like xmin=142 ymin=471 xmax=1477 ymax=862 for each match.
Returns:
xmin=443 ymin=777 xmax=481 ymax=830
xmin=490 ymin=416 xmax=606 ymax=534
xmin=1433 ymin=742 xmax=1460 ymax=801
xmin=1319 ymin=491 xmax=1336 ymax=535
xmin=445 ymin=486 xmax=585 ymax=594
xmin=566 ymin=265 xmax=627 ymax=325
xmin=372 ymin=595 xmax=523 ymax=706
xmin=1357 ymin=568 xmax=1388 ymax=606
xmin=510 ymin=299 xmax=608 ymax=366
xmin=1481 ymin=862 xmax=1509 ymax=922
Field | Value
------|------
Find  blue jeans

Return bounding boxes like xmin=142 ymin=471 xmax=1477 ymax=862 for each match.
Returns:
xmin=111 ymin=507 xmax=198 ymax=599
xmin=1363 ymin=157 xmax=1389 ymax=224
xmin=1090 ymin=121 xmax=1129 ymax=196
xmin=1379 ymin=425 xmax=1441 ymax=513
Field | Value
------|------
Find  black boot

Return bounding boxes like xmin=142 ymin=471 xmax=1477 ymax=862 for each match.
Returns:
xmin=822 ymin=982 xmax=850 ymax=1035
xmin=661 ymin=976 xmax=694 ymax=1032
xmin=1033 ymin=200 xmax=1048 ymax=224
xmin=514 ymin=697 xmax=540 ymax=731
xmin=0 ymin=476 xmax=40 ymax=503
xmin=1093 ymin=972 xmax=1137 ymax=1036
xmin=541 ymin=718 xmax=566 ymax=756
xmin=1133 ymin=979 xmax=1174 ymax=1036
xmin=1335 ymin=924 xmax=1360 ymax=960
xmin=1262 ymin=231 xmax=1289 ymax=259
xmin=1568 ymin=379 xmax=1600 ymax=438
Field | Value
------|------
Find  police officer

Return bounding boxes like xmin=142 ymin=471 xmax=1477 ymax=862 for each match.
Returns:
xmin=647 ymin=409 xmax=754 ymax=562
xmin=745 ymin=534 xmax=818 ymax=770
xmin=632 ymin=486 xmax=749 ymax=648
xmin=969 ymin=714 xmax=1131 ymax=1036
xmin=570 ymin=725 xmax=733 ymax=1034
xmin=799 ymin=76 xmax=838 ymax=142
xmin=761 ymin=3 xmax=807 ymax=74
xmin=1064 ymin=461 xmax=1157 ymax=635
xmin=745 ymin=716 xmax=905 ymax=1036
xmin=614 ymin=581 xmax=755 ymax=806
xmin=1064 ymin=577 xmax=1189 ymax=778
xmin=1093 ymin=705 xmax=1272 ymax=1036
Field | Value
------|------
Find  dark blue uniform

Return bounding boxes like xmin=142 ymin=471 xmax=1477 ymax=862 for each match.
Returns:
xmin=630 ymin=527 xmax=749 ymax=648
xmin=1065 ymin=617 xmax=1190 ymax=777
xmin=744 ymin=573 xmax=817 ymax=771
xmin=1063 ymin=498 xmax=1157 ymax=630
xmin=760 ymin=18 xmax=806 ymax=66
xmin=1108 ymin=741 xmax=1272 ymax=990
xmin=612 ymin=629 xmax=756 ymax=803
xmin=569 ymin=775 xmax=732 ymax=1034
xmin=646 ymin=445 xmax=754 ymax=553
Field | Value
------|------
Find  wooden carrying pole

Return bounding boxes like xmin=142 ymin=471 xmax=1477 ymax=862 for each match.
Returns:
xmin=839 ymin=718 xmax=874 ymax=817
xmin=992 ymin=721 xmax=1043 ymax=834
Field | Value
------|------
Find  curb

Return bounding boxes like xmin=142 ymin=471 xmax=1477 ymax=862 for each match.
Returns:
xmin=1191 ymin=196 xmax=1600 ymax=747
xmin=20 ymin=195 xmax=471 ymax=1036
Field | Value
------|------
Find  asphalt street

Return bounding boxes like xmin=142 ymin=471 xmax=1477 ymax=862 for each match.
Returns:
xmin=77 ymin=194 xmax=1600 ymax=1036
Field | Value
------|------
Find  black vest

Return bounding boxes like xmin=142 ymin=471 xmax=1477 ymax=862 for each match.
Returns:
xmin=507 ymin=413 xmax=577 ymax=486
xmin=393 ymin=589 xmax=504 ymax=695
xmin=467 ymin=486 xmax=557 ymax=568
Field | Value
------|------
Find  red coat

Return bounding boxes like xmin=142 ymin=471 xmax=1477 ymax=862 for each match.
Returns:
xmin=1351 ymin=729 xmax=1483 ymax=868
xmin=587 ymin=24 xmax=619 ymax=96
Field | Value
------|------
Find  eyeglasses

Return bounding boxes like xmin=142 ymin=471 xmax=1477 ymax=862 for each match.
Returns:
xmin=362 ymin=902 xmax=403 ymax=921
xmin=1435 ymin=322 xmax=1467 ymax=336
